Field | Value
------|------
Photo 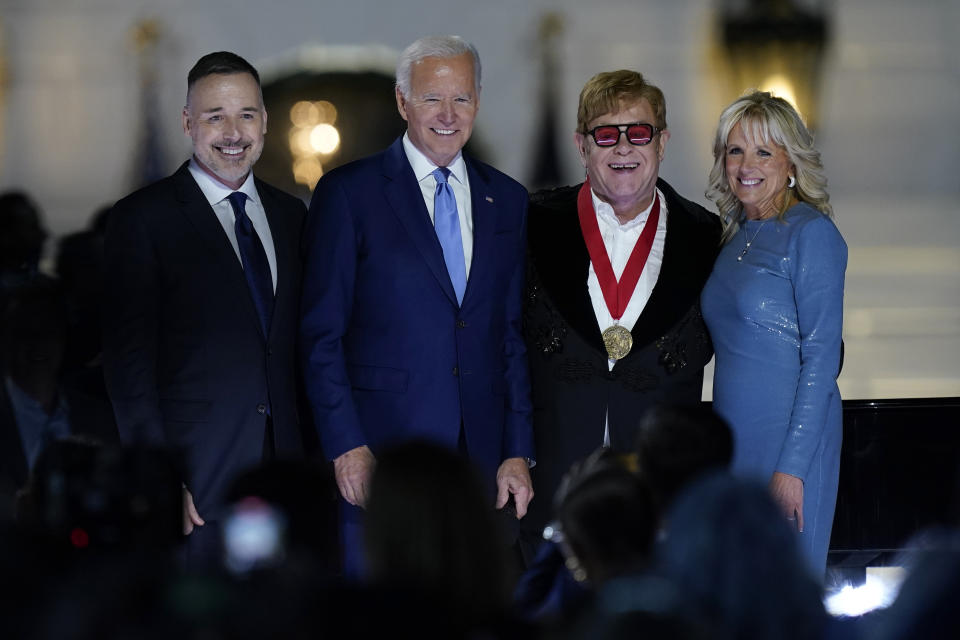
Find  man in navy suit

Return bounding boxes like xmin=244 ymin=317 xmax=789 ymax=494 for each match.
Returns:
xmin=300 ymin=35 xmax=534 ymax=576
xmin=103 ymin=52 xmax=305 ymax=563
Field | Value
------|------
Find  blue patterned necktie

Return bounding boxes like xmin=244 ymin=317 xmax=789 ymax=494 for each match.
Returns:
xmin=432 ymin=167 xmax=467 ymax=305
xmin=227 ymin=191 xmax=274 ymax=337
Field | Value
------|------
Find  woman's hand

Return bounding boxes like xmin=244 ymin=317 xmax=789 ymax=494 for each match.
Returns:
xmin=769 ymin=471 xmax=804 ymax=532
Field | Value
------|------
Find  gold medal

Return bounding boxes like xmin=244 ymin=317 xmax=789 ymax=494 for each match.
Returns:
xmin=578 ymin=181 xmax=659 ymax=364
xmin=602 ymin=324 xmax=633 ymax=360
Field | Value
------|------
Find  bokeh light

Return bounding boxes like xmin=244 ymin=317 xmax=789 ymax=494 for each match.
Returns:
xmin=309 ymin=123 xmax=340 ymax=155
xmin=315 ymin=100 xmax=338 ymax=124
xmin=289 ymin=100 xmax=340 ymax=190
xmin=290 ymin=101 xmax=320 ymax=127
xmin=293 ymin=157 xmax=323 ymax=189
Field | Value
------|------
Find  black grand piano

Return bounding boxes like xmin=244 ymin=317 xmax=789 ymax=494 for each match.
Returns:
xmin=828 ymin=398 xmax=960 ymax=577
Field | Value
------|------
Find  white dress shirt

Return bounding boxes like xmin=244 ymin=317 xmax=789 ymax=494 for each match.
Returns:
xmin=402 ymin=132 xmax=474 ymax=276
xmin=587 ymin=187 xmax=668 ymax=369
xmin=586 ymin=187 xmax=668 ymax=445
xmin=188 ymin=159 xmax=278 ymax=292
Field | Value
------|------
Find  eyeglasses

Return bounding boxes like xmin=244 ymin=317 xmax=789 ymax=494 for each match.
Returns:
xmin=586 ymin=122 xmax=660 ymax=147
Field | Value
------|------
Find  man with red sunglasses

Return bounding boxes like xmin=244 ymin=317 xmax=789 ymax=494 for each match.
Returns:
xmin=520 ymin=70 xmax=722 ymax=557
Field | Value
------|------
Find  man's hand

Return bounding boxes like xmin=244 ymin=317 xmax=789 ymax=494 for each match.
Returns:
xmin=334 ymin=445 xmax=376 ymax=508
xmin=182 ymin=487 xmax=205 ymax=535
xmin=769 ymin=471 xmax=804 ymax=532
xmin=496 ymin=457 xmax=533 ymax=519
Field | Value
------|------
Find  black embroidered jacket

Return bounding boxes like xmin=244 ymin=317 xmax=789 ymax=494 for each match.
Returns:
xmin=522 ymin=178 xmax=721 ymax=535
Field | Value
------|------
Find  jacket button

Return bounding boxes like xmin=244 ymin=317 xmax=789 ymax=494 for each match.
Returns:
xmin=257 ymin=404 xmax=267 ymax=415
xmin=452 ymin=367 xmax=459 ymax=376
xmin=456 ymin=320 xmax=467 ymax=329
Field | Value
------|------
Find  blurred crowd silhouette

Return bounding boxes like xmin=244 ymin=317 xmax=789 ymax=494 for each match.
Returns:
xmin=1 ymin=189 xmax=958 ymax=639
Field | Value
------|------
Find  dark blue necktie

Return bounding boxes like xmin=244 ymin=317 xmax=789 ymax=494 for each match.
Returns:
xmin=432 ymin=168 xmax=467 ymax=305
xmin=227 ymin=192 xmax=274 ymax=337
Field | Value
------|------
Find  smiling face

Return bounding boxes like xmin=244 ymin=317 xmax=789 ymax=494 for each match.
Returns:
xmin=575 ymin=98 xmax=668 ymax=222
xmin=183 ymin=72 xmax=267 ymax=190
xmin=724 ymin=121 xmax=794 ymax=220
xmin=396 ymin=53 xmax=478 ymax=167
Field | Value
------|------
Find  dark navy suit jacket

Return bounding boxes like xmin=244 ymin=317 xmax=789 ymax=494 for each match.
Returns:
xmin=102 ymin=162 xmax=305 ymax=520
xmin=300 ymin=137 xmax=534 ymax=486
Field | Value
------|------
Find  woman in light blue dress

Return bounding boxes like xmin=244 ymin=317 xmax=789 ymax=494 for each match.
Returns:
xmin=700 ymin=91 xmax=847 ymax=577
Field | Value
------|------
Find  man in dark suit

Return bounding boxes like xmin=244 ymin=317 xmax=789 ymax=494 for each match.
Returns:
xmin=102 ymin=52 xmax=305 ymax=561
xmin=300 ymin=36 xmax=535 ymax=576
xmin=521 ymin=70 xmax=722 ymax=554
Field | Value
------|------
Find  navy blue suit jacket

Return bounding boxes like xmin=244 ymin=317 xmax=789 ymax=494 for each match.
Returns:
xmin=300 ymin=138 xmax=534 ymax=485
xmin=102 ymin=162 xmax=305 ymax=519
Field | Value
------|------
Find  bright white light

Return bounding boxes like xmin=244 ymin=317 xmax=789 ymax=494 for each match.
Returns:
xmin=824 ymin=569 xmax=905 ymax=617
xmin=310 ymin=123 xmax=341 ymax=154
xmin=759 ymin=73 xmax=799 ymax=114
xmin=223 ymin=498 xmax=286 ymax=574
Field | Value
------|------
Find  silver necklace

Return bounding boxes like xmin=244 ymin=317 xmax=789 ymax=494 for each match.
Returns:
xmin=737 ymin=218 xmax=769 ymax=262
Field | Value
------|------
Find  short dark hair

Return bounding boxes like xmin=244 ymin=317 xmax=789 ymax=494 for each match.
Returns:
xmin=365 ymin=441 xmax=510 ymax=626
xmin=0 ymin=191 xmax=46 ymax=271
xmin=634 ymin=404 xmax=733 ymax=512
xmin=187 ymin=51 xmax=260 ymax=93
xmin=659 ymin=475 xmax=828 ymax=639
xmin=555 ymin=449 xmax=657 ymax=583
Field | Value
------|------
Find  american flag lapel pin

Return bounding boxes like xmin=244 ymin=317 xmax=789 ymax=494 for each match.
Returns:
xmin=485 ymin=196 xmax=494 ymax=203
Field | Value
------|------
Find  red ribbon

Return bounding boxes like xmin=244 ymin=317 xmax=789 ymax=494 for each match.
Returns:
xmin=576 ymin=179 xmax=661 ymax=321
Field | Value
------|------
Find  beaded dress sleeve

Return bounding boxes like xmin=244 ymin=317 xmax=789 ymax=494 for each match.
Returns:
xmin=774 ymin=214 xmax=847 ymax=479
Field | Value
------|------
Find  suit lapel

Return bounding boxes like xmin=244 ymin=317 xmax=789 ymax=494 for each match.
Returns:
xmin=381 ymin=138 xmax=459 ymax=306
xmin=172 ymin=163 xmax=265 ymax=340
xmin=462 ymin=156 xmax=494 ymax=307
xmin=623 ymin=180 xmax=703 ymax=357
xmin=529 ymin=188 xmax=605 ymax=353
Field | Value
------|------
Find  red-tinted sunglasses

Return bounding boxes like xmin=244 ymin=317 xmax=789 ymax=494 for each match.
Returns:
xmin=586 ymin=122 xmax=661 ymax=147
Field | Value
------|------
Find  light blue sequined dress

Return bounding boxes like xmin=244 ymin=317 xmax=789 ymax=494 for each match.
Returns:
xmin=701 ymin=202 xmax=847 ymax=575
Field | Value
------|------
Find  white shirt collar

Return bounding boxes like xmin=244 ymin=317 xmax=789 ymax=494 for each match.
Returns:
xmin=590 ymin=187 xmax=661 ymax=232
xmin=401 ymin=132 xmax=468 ymax=186
xmin=188 ymin=157 xmax=259 ymax=207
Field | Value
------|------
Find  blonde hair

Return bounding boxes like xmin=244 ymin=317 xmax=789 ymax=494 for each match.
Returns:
xmin=576 ymin=70 xmax=666 ymax=133
xmin=706 ymin=91 xmax=831 ymax=244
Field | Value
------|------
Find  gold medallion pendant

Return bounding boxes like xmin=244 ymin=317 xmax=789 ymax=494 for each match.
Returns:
xmin=602 ymin=325 xmax=633 ymax=360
